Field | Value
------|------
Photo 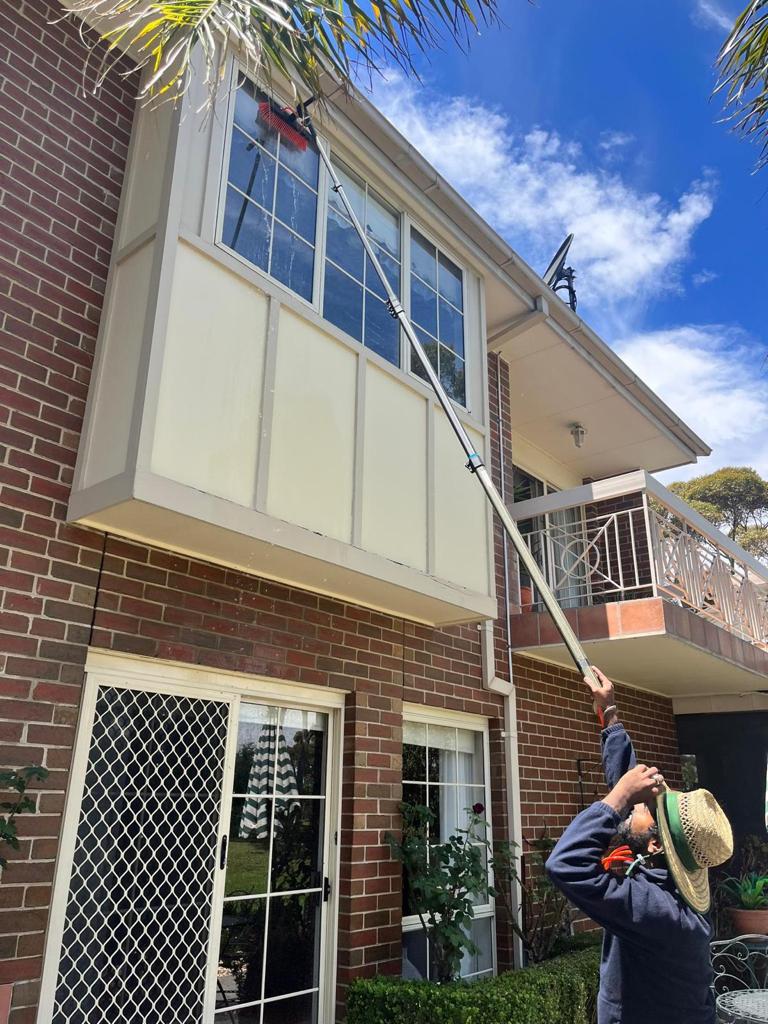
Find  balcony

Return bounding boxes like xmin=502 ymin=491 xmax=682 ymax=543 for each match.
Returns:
xmin=508 ymin=471 xmax=768 ymax=696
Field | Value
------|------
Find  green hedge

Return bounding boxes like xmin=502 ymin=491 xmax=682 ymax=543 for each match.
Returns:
xmin=550 ymin=929 xmax=603 ymax=958
xmin=346 ymin=947 xmax=600 ymax=1024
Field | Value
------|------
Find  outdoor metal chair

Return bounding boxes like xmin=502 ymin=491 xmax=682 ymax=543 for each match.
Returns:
xmin=711 ymin=935 xmax=768 ymax=998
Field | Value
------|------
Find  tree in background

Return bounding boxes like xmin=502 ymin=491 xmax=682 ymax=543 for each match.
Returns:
xmin=64 ymin=0 xmax=498 ymax=109
xmin=669 ymin=466 xmax=768 ymax=561
xmin=716 ymin=1 xmax=768 ymax=169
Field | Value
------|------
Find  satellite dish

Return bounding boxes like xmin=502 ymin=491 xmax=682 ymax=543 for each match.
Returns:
xmin=542 ymin=234 xmax=577 ymax=312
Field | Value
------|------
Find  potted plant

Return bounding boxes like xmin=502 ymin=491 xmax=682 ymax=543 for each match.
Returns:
xmin=718 ymin=873 xmax=768 ymax=934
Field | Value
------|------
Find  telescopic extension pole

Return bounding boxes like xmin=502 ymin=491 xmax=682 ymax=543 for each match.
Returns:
xmin=307 ymin=121 xmax=597 ymax=687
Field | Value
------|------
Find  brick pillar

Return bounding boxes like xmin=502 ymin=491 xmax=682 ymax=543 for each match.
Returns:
xmin=336 ymin=686 xmax=403 ymax=1012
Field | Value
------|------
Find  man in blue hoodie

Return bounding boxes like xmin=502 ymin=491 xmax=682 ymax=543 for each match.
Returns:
xmin=546 ymin=667 xmax=733 ymax=1024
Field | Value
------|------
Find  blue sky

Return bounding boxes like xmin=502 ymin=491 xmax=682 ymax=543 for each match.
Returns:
xmin=365 ymin=0 xmax=768 ymax=480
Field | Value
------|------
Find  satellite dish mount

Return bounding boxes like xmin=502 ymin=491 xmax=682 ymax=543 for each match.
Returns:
xmin=543 ymin=234 xmax=577 ymax=312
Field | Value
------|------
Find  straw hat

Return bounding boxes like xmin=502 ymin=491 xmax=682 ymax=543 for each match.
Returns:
xmin=655 ymin=787 xmax=733 ymax=913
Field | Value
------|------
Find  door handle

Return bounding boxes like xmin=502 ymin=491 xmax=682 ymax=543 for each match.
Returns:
xmin=323 ymin=877 xmax=331 ymax=903
xmin=220 ymin=835 xmax=228 ymax=870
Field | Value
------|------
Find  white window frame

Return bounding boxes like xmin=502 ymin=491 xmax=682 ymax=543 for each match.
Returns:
xmin=404 ymin=222 xmax=469 ymax=407
xmin=38 ymin=650 xmax=346 ymax=1024
xmin=401 ymin=703 xmax=496 ymax=982
xmin=213 ymin=63 xmax=472 ymax=409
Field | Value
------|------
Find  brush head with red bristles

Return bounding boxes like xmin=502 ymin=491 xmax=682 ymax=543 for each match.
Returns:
xmin=258 ymin=100 xmax=311 ymax=151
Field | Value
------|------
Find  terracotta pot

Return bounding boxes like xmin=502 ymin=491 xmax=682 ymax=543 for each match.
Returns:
xmin=729 ymin=907 xmax=768 ymax=935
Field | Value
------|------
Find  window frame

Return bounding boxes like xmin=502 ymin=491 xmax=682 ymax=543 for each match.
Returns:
xmin=401 ymin=705 xmax=496 ymax=982
xmin=405 ymin=221 xmax=469 ymax=407
xmin=214 ymin=66 xmax=473 ymax=410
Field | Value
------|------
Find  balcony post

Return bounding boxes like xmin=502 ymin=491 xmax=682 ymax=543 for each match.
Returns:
xmin=641 ymin=491 xmax=660 ymax=598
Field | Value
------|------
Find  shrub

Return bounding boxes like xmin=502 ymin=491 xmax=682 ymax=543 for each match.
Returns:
xmin=346 ymin=947 xmax=600 ymax=1024
xmin=550 ymin=929 xmax=603 ymax=958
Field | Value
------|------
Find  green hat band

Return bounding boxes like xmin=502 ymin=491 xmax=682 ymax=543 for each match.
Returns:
xmin=663 ymin=792 xmax=699 ymax=872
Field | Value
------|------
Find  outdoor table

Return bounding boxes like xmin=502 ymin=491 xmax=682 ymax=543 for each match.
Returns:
xmin=717 ymin=989 xmax=768 ymax=1022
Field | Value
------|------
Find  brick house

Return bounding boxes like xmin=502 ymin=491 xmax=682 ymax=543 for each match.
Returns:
xmin=1 ymin=3 xmax=767 ymax=1023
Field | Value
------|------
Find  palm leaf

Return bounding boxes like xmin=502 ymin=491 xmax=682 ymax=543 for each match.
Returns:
xmin=715 ymin=0 xmax=768 ymax=169
xmin=63 ymin=0 xmax=499 ymax=108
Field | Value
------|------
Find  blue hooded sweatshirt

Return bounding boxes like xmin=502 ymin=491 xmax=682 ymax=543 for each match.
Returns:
xmin=545 ymin=722 xmax=714 ymax=1024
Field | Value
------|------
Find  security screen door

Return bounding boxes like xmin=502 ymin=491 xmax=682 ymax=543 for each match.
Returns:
xmin=40 ymin=679 xmax=333 ymax=1024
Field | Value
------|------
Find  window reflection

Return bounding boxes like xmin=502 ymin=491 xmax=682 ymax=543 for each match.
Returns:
xmin=222 ymin=76 xmax=318 ymax=303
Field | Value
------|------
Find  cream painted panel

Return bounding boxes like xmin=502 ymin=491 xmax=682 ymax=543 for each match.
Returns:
xmin=82 ymin=242 xmax=154 ymax=487
xmin=151 ymin=243 xmax=267 ymax=506
xmin=119 ymin=104 xmax=173 ymax=248
xmin=361 ymin=365 xmax=427 ymax=569
xmin=511 ymin=433 xmax=582 ymax=490
xmin=434 ymin=414 xmax=490 ymax=593
xmin=267 ymin=309 xmax=356 ymax=541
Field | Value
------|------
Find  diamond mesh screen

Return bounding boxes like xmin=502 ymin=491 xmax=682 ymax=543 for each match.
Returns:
xmin=52 ymin=685 xmax=229 ymax=1024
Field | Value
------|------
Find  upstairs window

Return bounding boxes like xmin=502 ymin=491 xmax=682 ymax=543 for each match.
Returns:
xmin=410 ymin=229 xmax=466 ymax=404
xmin=221 ymin=76 xmax=320 ymax=302
xmin=323 ymin=162 xmax=402 ymax=367
xmin=219 ymin=75 xmax=470 ymax=408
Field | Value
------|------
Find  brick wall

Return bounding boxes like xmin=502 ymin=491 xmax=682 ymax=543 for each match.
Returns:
xmin=513 ymin=652 xmax=680 ymax=874
xmin=0 ymin=2 xmax=136 ymax=1018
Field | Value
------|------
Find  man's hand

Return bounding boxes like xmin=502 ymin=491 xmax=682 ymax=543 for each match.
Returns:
xmin=603 ymin=764 xmax=665 ymax=814
xmin=584 ymin=666 xmax=617 ymax=722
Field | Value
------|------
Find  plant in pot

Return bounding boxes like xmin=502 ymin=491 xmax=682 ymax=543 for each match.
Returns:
xmin=718 ymin=873 xmax=768 ymax=935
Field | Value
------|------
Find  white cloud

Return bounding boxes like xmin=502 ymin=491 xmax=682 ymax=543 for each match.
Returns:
xmin=691 ymin=0 xmax=733 ymax=32
xmin=614 ymin=325 xmax=768 ymax=479
xmin=692 ymin=268 xmax=719 ymax=287
xmin=598 ymin=130 xmax=635 ymax=153
xmin=370 ymin=73 xmax=715 ymax=329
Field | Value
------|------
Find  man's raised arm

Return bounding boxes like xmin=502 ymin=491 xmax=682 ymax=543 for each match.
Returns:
xmin=584 ymin=666 xmax=636 ymax=790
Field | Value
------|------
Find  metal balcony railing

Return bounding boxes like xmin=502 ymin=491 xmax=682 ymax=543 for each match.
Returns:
xmin=508 ymin=470 xmax=768 ymax=650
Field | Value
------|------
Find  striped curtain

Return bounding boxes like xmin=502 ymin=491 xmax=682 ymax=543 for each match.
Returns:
xmin=239 ymin=724 xmax=300 ymax=840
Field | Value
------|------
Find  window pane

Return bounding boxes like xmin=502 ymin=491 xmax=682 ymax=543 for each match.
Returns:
xmin=402 ymin=931 xmax=428 ymax=980
xmin=229 ymin=129 xmax=276 ymax=210
xmin=271 ymin=223 xmax=314 ymax=301
xmin=439 ymin=347 xmax=465 ymax=404
xmin=438 ymin=298 xmax=464 ymax=357
xmin=262 ymin=992 xmax=316 ymax=1024
xmin=438 ymin=251 xmax=463 ymax=309
xmin=366 ymin=190 xmax=400 ymax=257
xmin=403 ymin=745 xmax=426 ymax=783
xmin=323 ymin=262 xmax=363 ymax=342
xmin=280 ymin=709 xmax=327 ymax=797
xmin=329 ymin=163 xmax=365 ymax=222
xmin=280 ymin=137 xmax=319 ymax=188
xmin=227 ymin=797 xmax=271 ymax=897
xmin=427 ymin=725 xmax=456 ymax=783
xmin=270 ymin=798 xmax=324 ymax=893
xmin=223 ymin=187 xmax=271 ymax=272
xmin=216 ymin=897 xmax=266 ymax=1010
xmin=411 ymin=329 xmax=438 ymax=383
xmin=264 ymin=893 xmax=321 ymax=998
xmin=275 ymin=168 xmax=317 ymax=243
xmin=234 ymin=704 xmax=279 ymax=795
xmin=326 ymin=208 xmax=364 ymax=281
xmin=364 ymin=295 xmax=399 ymax=366
xmin=462 ymin=916 xmax=494 ymax=977
xmin=411 ymin=229 xmax=437 ymax=288
xmin=234 ymin=79 xmax=278 ymax=154
xmin=410 ymin=274 xmax=437 ymax=336
xmin=365 ymin=247 xmax=400 ymax=302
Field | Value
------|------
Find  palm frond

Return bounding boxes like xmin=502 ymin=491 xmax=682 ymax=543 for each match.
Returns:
xmin=715 ymin=0 xmax=768 ymax=169
xmin=62 ymin=0 xmax=499 ymax=108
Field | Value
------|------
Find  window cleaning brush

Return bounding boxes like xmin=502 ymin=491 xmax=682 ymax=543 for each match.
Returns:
xmin=257 ymin=97 xmax=314 ymax=152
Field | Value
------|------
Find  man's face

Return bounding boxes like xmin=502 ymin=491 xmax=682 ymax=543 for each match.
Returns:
xmin=617 ymin=802 xmax=662 ymax=856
